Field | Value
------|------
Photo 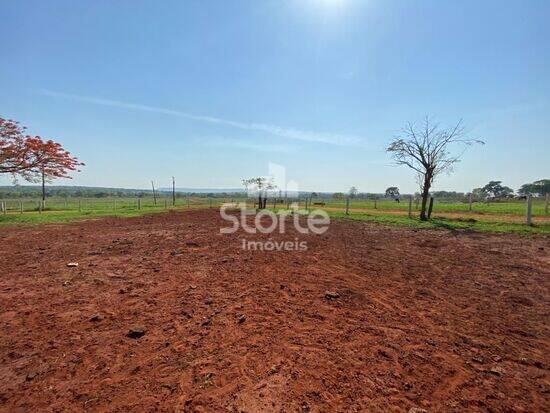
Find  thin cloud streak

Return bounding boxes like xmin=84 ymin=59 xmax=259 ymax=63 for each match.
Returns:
xmin=38 ymin=90 xmax=363 ymax=146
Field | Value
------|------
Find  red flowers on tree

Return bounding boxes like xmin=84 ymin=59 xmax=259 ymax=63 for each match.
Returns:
xmin=1 ymin=116 xmax=83 ymax=200
xmin=0 ymin=117 xmax=36 ymax=174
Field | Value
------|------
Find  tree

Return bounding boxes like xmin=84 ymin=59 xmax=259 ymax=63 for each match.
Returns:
xmin=387 ymin=117 xmax=483 ymax=220
xmin=349 ymin=186 xmax=358 ymax=198
xmin=242 ymin=177 xmax=275 ymax=209
xmin=518 ymin=179 xmax=550 ymax=196
xmin=21 ymin=139 xmax=83 ymax=201
xmin=385 ymin=187 xmax=400 ymax=199
xmin=332 ymin=192 xmax=345 ymax=200
xmin=471 ymin=187 xmax=486 ymax=201
xmin=481 ymin=181 xmax=513 ymax=199
xmin=0 ymin=117 xmax=41 ymax=174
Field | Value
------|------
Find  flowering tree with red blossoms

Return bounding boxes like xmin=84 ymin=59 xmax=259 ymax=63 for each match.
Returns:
xmin=1 ymin=116 xmax=83 ymax=200
xmin=0 ymin=117 xmax=37 ymax=174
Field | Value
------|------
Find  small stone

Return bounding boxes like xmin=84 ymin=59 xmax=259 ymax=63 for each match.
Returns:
xmin=201 ymin=317 xmax=211 ymax=327
xmin=237 ymin=314 xmax=246 ymax=324
xmin=127 ymin=327 xmax=146 ymax=339
xmin=324 ymin=291 xmax=340 ymax=300
xmin=171 ymin=249 xmax=183 ymax=256
xmin=67 ymin=262 xmax=79 ymax=268
xmin=204 ymin=298 xmax=213 ymax=305
xmin=89 ymin=314 xmax=102 ymax=322
xmin=488 ymin=366 xmax=505 ymax=376
xmin=189 ymin=285 xmax=197 ymax=290
xmin=25 ymin=372 xmax=37 ymax=381
xmin=408 ymin=408 xmax=427 ymax=413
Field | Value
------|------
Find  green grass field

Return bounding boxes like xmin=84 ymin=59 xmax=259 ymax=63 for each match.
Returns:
xmin=0 ymin=196 xmax=548 ymax=234
xmin=317 ymin=197 xmax=548 ymax=215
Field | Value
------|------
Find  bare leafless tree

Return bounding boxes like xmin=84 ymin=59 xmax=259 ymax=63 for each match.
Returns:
xmin=387 ymin=117 xmax=483 ymax=220
xmin=242 ymin=177 xmax=276 ymax=209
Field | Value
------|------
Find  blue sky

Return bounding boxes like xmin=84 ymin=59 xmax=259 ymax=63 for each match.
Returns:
xmin=1 ymin=0 xmax=548 ymax=193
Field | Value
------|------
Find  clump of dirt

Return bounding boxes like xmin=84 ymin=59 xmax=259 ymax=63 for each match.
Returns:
xmin=0 ymin=209 xmax=548 ymax=412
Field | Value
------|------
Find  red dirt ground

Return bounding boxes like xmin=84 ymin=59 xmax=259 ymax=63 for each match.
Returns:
xmin=0 ymin=209 xmax=549 ymax=412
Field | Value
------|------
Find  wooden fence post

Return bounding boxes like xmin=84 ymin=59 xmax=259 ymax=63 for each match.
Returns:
xmin=20 ymin=201 xmax=23 ymax=214
xmin=345 ymin=197 xmax=350 ymax=215
xmin=428 ymin=197 xmax=434 ymax=218
xmin=546 ymin=193 xmax=549 ymax=214
xmin=469 ymin=193 xmax=472 ymax=211
xmin=137 ymin=198 xmax=141 ymax=210
xmin=526 ymin=195 xmax=532 ymax=226
xmin=164 ymin=199 xmax=167 ymax=209
xmin=78 ymin=199 xmax=81 ymax=212
xmin=374 ymin=197 xmax=377 ymax=209
xmin=187 ymin=197 xmax=190 ymax=208
xmin=408 ymin=195 xmax=412 ymax=218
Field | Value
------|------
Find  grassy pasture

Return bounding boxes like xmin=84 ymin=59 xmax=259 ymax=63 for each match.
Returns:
xmin=0 ymin=196 xmax=548 ymax=233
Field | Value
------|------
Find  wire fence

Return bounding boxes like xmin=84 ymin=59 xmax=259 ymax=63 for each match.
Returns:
xmin=0 ymin=194 xmax=548 ymax=226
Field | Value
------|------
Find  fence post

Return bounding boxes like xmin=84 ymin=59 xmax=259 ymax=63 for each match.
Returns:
xmin=20 ymin=201 xmax=23 ymax=214
xmin=137 ymin=198 xmax=141 ymax=210
xmin=114 ymin=199 xmax=117 ymax=212
xmin=209 ymin=199 xmax=212 ymax=208
xmin=408 ymin=195 xmax=412 ymax=218
xmin=428 ymin=197 xmax=434 ymax=218
xmin=526 ymin=195 xmax=532 ymax=226
xmin=374 ymin=197 xmax=377 ymax=209
xmin=164 ymin=199 xmax=167 ymax=209
xmin=187 ymin=197 xmax=190 ymax=208
xmin=546 ymin=193 xmax=549 ymax=214
xmin=345 ymin=197 xmax=350 ymax=215
xmin=78 ymin=199 xmax=81 ymax=212
xmin=38 ymin=200 xmax=42 ymax=214
xmin=469 ymin=193 xmax=472 ymax=211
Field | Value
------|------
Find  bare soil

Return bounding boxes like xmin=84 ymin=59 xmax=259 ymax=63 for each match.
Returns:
xmin=0 ymin=209 xmax=549 ymax=412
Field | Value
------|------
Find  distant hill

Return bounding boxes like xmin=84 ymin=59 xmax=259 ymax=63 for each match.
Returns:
xmin=0 ymin=185 xmax=246 ymax=198
xmin=158 ymin=187 xmax=244 ymax=194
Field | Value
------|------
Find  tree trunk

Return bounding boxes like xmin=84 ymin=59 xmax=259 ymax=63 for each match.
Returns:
xmin=258 ymin=193 xmax=263 ymax=209
xmin=427 ymin=196 xmax=434 ymax=218
xmin=419 ymin=173 xmax=432 ymax=220
xmin=41 ymin=168 xmax=46 ymax=202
